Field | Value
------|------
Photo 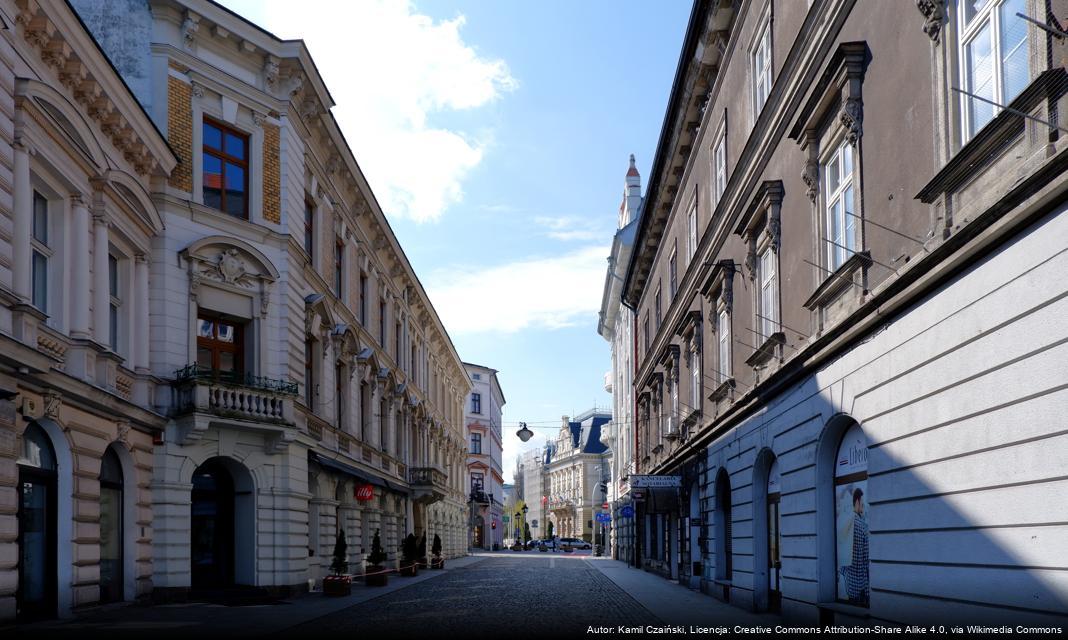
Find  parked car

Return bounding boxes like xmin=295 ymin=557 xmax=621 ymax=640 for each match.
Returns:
xmin=560 ymin=537 xmax=592 ymax=550
xmin=538 ymin=538 xmax=558 ymax=551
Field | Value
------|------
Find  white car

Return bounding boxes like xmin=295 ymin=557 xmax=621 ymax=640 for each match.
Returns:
xmin=559 ymin=537 xmax=592 ymax=550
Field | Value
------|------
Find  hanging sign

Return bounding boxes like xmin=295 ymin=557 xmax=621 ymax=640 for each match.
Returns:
xmin=630 ymin=475 xmax=681 ymax=488
xmin=354 ymin=484 xmax=375 ymax=501
xmin=621 ymin=505 xmax=635 ymax=518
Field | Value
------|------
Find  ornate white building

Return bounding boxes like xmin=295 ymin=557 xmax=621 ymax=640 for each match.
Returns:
xmin=463 ymin=362 xmax=505 ymax=550
xmin=598 ymin=155 xmax=642 ymax=562
xmin=59 ymin=0 xmax=470 ymax=603
xmin=546 ymin=409 xmax=611 ymax=543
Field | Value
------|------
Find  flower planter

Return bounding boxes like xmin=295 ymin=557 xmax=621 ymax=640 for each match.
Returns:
xmin=365 ymin=565 xmax=388 ymax=587
xmin=322 ymin=575 xmax=352 ymax=597
xmin=432 ymin=556 xmax=445 ymax=569
xmin=400 ymin=561 xmax=419 ymax=577
xmin=562 ymin=545 xmax=574 ymax=553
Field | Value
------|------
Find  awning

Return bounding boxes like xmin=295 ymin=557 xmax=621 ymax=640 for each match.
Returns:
xmin=308 ymin=452 xmax=410 ymax=495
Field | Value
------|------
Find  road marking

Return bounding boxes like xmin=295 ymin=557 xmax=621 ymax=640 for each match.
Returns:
xmin=550 ymin=557 xmax=555 ymax=568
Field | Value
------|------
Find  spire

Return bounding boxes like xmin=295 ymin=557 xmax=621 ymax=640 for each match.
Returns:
xmin=626 ymin=153 xmax=639 ymax=178
xmin=620 ymin=153 xmax=642 ymax=228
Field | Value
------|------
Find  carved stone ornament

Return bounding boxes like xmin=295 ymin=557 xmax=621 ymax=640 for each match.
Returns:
xmin=116 ymin=421 xmax=131 ymax=444
xmin=840 ymin=96 xmax=863 ymax=146
xmin=191 ymin=82 xmax=205 ymax=99
xmin=182 ymin=12 xmax=200 ymax=48
xmin=43 ymin=391 xmax=62 ymax=420
xmin=745 ymin=238 xmax=758 ymax=282
xmin=217 ymin=248 xmax=249 ymax=284
xmin=264 ymin=56 xmax=280 ymax=89
xmin=802 ymin=157 xmax=819 ymax=203
xmin=916 ymin=0 xmax=946 ymax=43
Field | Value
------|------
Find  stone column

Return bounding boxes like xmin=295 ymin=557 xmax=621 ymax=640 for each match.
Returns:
xmin=134 ymin=254 xmax=150 ymax=371
xmin=11 ymin=142 xmax=31 ymax=301
xmin=92 ymin=213 xmax=110 ymax=345
xmin=70 ymin=196 xmax=91 ymax=338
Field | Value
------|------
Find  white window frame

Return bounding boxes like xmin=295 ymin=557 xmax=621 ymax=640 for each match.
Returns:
xmin=958 ymin=0 xmax=1030 ymax=143
xmin=713 ymin=126 xmax=727 ymax=205
xmin=30 ymin=189 xmax=51 ymax=314
xmin=758 ymin=247 xmax=779 ymax=342
xmin=823 ymin=138 xmax=858 ymax=272
xmin=108 ymin=252 xmax=122 ymax=353
xmin=669 ymin=244 xmax=678 ymax=299
xmin=751 ymin=8 xmax=773 ymax=120
xmin=686 ymin=194 xmax=698 ymax=263
xmin=718 ymin=307 xmax=732 ymax=382
xmin=690 ymin=345 xmax=700 ymax=410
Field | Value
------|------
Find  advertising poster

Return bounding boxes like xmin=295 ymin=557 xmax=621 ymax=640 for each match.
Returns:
xmin=834 ymin=424 xmax=869 ymax=606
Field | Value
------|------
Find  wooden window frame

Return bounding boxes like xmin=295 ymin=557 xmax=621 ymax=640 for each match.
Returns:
xmin=202 ymin=117 xmax=250 ymax=220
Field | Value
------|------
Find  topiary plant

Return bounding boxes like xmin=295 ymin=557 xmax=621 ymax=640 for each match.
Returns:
xmin=329 ymin=528 xmax=349 ymax=576
xmin=432 ymin=533 xmax=442 ymax=557
xmin=367 ymin=529 xmax=387 ymax=566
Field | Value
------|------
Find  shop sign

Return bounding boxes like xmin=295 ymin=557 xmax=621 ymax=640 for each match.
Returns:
xmin=630 ymin=475 xmax=681 ymax=488
xmin=354 ymin=484 xmax=374 ymax=501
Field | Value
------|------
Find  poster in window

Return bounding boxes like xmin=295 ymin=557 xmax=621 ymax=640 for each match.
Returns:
xmin=834 ymin=423 xmax=869 ymax=606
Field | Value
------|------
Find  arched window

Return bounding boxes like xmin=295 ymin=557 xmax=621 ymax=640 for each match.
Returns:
xmin=714 ymin=467 xmax=732 ymax=583
xmin=833 ymin=423 xmax=869 ymax=607
xmin=99 ymin=447 xmax=124 ymax=603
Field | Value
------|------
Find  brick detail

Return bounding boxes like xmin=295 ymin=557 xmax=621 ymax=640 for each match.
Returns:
xmin=167 ymin=75 xmax=193 ymax=192
xmin=262 ymin=122 xmax=281 ymax=225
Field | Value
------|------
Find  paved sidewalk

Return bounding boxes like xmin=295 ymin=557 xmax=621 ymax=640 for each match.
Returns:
xmin=9 ymin=555 xmax=486 ymax=637
xmin=586 ymin=556 xmax=778 ymax=627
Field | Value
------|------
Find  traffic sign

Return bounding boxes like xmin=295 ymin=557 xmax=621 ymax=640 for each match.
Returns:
xmin=602 ymin=502 xmax=610 ymax=510
xmin=596 ymin=513 xmax=611 ymax=523
xmin=621 ymin=505 xmax=634 ymax=518
xmin=502 ymin=515 xmax=510 ymax=523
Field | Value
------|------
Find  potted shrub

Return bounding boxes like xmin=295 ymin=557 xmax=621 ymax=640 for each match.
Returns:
xmin=365 ymin=529 xmax=388 ymax=587
xmin=400 ymin=533 xmax=419 ymax=576
xmin=322 ymin=529 xmax=352 ymax=596
xmin=432 ymin=533 xmax=445 ymax=569
xmin=418 ymin=532 xmax=428 ymax=569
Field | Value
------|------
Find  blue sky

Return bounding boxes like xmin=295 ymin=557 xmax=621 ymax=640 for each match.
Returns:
xmin=219 ymin=0 xmax=691 ymax=479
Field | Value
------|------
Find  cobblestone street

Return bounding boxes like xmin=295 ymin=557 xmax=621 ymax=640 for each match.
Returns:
xmin=286 ymin=554 xmax=660 ymax=637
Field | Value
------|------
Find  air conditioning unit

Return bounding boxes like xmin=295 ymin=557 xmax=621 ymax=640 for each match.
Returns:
xmin=665 ymin=416 xmax=678 ymax=439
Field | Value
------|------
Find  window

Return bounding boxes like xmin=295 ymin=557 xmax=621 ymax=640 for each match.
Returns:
xmin=824 ymin=140 xmax=857 ymax=271
xmin=472 ymin=373 xmax=481 ymax=380
xmin=108 ymin=254 xmax=121 ymax=352
xmin=690 ymin=346 xmax=700 ymax=410
xmin=202 ymin=119 xmax=249 ymax=219
xmin=98 ymin=446 xmax=124 ymax=603
xmin=379 ymin=299 xmax=387 ymax=344
xmin=196 ymin=315 xmax=244 ymax=377
xmin=758 ymin=248 xmax=778 ymax=342
xmin=834 ymin=423 xmax=869 ymax=606
xmin=718 ymin=308 xmax=732 ymax=382
xmin=669 ymin=247 xmax=678 ymax=299
xmin=687 ymin=197 xmax=698 ymax=263
xmin=959 ymin=0 xmax=1029 ymax=141
xmin=654 ymin=286 xmax=662 ymax=330
xmin=471 ymin=392 xmax=482 ymax=414
xmin=470 ymin=432 xmax=482 ymax=454
xmin=643 ymin=314 xmax=650 ymax=354
xmin=713 ymin=129 xmax=727 ymax=205
xmin=304 ymin=197 xmax=315 ymax=259
xmin=752 ymin=12 xmax=773 ymax=118
xmin=359 ymin=273 xmax=368 ymax=325
xmin=31 ymin=190 xmax=49 ymax=312
xmin=335 ymin=361 xmax=345 ymax=429
xmin=360 ymin=381 xmax=370 ymax=440
xmin=304 ymin=338 xmax=316 ymax=410
xmin=471 ymin=471 xmax=484 ymax=493
xmin=395 ymin=320 xmax=401 ymax=362
xmin=334 ymin=238 xmax=344 ymax=299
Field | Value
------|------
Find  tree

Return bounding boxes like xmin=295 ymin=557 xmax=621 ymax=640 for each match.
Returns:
xmin=523 ymin=522 xmax=531 ymax=544
xmin=432 ymin=533 xmax=443 ymax=557
xmin=546 ymin=520 xmax=555 ymax=540
xmin=367 ymin=529 xmax=386 ymax=566
xmin=330 ymin=528 xmax=349 ymax=576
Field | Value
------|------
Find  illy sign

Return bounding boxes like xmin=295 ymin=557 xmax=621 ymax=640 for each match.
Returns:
xmin=629 ymin=475 xmax=682 ymax=488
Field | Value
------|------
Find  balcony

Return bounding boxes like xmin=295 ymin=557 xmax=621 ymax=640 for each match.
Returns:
xmin=470 ymin=489 xmax=492 ymax=505
xmin=171 ymin=364 xmax=297 ymax=451
xmin=548 ymin=497 xmax=575 ymax=511
xmin=409 ymin=466 xmax=449 ymax=504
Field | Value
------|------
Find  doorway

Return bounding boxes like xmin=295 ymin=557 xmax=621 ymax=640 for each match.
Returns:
xmin=16 ymin=424 xmax=58 ymax=621
xmin=191 ymin=459 xmax=236 ymax=587
xmin=99 ymin=447 xmax=124 ymax=602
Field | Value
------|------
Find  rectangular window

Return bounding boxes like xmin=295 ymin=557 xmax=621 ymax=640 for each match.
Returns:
xmin=758 ymin=248 xmax=778 ymax=342
xmin=304 ymin=197 xmax=315 ymax=259
xmin=471 ymin=471 xmax=484 ymax=492
xmin=379 ymin=299 xmax=387 ymax=345
xmin=687 ymin=197 xmax=697 ymax=263
xmin=643 ymin=315 xmax=650 ymax=354
xmin=471 ymin=433 xmax=482 ymax=454
xmin=718 ymin=309 xmax=731 ymax=382
xmin=395 ymin=320 xmax=402 ymax=362
xmin=471 ymin=392 xmax=482 ymax=414
xmin=824 ymin=140 xmax=856 ymax=271
xmin=335 ymin=361 xmax=345 ymax=429
xmin=752 ymin=13 xmax=773 ymax=118
xmin=959 ymin=0 xmax=1028 ymax=141
xmin=669 ymin=246 xmax=678 ymax=299
xmin=359 ymin=273 xmax=368 ymax=325
xmin=305 ymin=338 xmax=316 ymax=411
xmin=31 ymin=191 xmax=49 ymax=312
xmin=196 ymin=315 xmax=244 ymax=378
xmin=654 ymin=286 xmax=662 ymax=330
xmin=108 ymin=254 xmax=121 ymax=352
xmin=714 ymin=129 xmax=727 ymax=205
xmin=690 ymin=348 xmax=700 ymax=410
xmin=202 ymin=119 xmax=249 ymax=219
xmin=334 ymin=238 xmax=344 ymax=299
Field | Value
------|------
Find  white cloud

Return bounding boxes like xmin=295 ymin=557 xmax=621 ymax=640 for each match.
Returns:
xmin=249 ymin=0 xmax=516 ymax=222
xmin=533 ymin=216 xmax=612 ymax=242
xmin=425 ymin=246 xmax=609 ymax=335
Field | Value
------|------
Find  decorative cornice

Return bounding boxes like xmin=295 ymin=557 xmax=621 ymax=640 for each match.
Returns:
xmin=916 ymin=0 xmax=946 ymax=43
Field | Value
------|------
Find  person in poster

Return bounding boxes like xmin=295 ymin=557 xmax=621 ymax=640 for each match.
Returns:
xmin=837 ymin=486 xmax=869 ymax=606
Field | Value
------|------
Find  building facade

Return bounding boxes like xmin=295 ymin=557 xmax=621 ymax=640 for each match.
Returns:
xmin=464 ymin=362 xmax=505 ymax=550
xmin=40 ymin=0 xmax=471 ymax=605
xmin=598 ymin=155 xmax=642 ymax=563
xmin=620 ymin=0 xmax=1068 ymax=626
xmin=0 ymin=0 xmax=178 ymax=621
xmin=546 ymin=410 xmax=611 ymax=544
xmin=515 ymin=446 xmax=548 ymax=538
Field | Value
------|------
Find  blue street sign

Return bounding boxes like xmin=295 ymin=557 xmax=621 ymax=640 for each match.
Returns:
xmin=621 ymin=505 xmax=634 ymax=518
xmin=596 ymin=513 xmax=611 ymax=523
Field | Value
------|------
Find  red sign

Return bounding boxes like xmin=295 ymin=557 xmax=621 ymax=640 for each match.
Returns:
xmin=602 ymin=502 xmax=610 ymax=510
xmin=541 ymin=495 xmax=547 ymax=505
xmin=491 ymin=521 xmax=497 ymax=529
xmin=354 ymin=484 xmax=374 ymax=501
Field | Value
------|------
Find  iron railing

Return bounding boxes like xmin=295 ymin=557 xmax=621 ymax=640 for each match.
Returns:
xmin=174 ymin=364 xmax=299 ymax=395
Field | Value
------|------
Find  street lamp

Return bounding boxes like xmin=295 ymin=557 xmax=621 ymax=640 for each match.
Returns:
xmin=516 ymin=422 xmax=533 ymax=442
